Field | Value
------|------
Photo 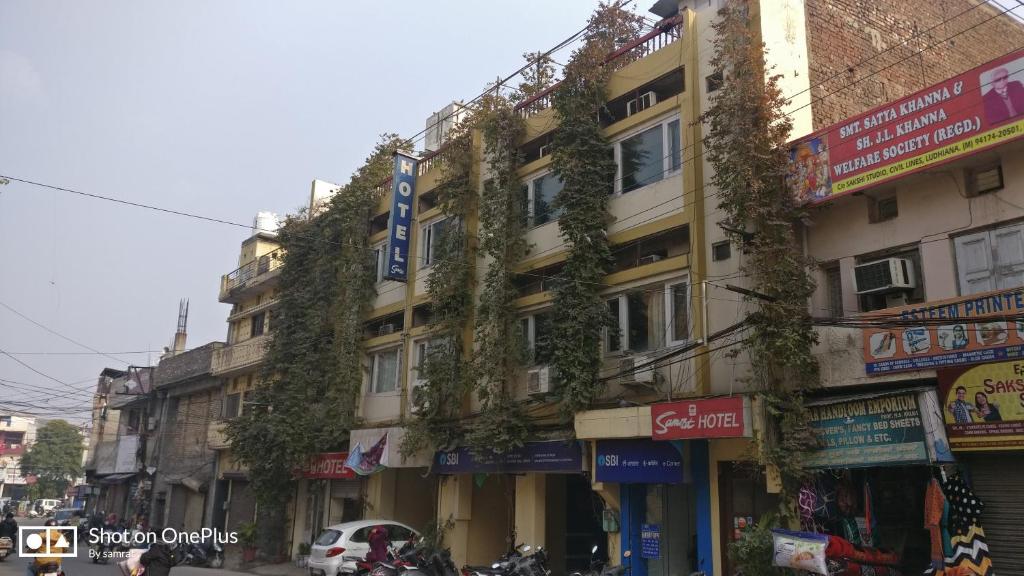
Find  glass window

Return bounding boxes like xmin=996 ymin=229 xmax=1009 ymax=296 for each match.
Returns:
xmin=668 ymin=119 xmax=681 ymax=173
xmin=371 ymin=349 xmax=400 ymax=393
xmin=627 ymin=292 xmax=666 ymax=352
xmin=607 ymin=299 xmax=622 ymax=352
xmin=621 ymin=125 xmax=664 ymax=193
xmin=347 ymin=527 xmax=371 ymax=544
xmin=420 ymin=219 xmax=448 ymax=268
xmin=669 ymin=282 xmax=689 ymax=343
xmin=532 ymin=173 xmax=564 ymax=226
xmin=388 ymin=525 xmax=414 ymax=541
xmin=372 ymin=245 xmax=386 ymax=283
xmin=526 ymin=312 xmax=555 ymax=366
xmin=250 ymin=312 xmax=265 ymax=338
xmin=825 ymin=266 xmax=843 ymax=318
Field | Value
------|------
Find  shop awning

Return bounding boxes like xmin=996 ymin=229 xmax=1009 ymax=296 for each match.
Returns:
xmin=805 ymin=387 xmax=953 ymax=469
xmin=96 ymin=473 xmax=135 ymax=484
xmin=433 ymin=440 xmax=584 ymax=475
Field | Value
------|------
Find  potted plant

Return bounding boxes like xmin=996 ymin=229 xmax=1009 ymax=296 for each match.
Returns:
xmin=295 ymin=543 xmax=311 ymax=568
xmin=238 ymin=521 xmax=258 ymax=563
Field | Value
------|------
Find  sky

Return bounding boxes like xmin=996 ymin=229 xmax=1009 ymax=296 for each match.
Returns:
xmin=0 ymin=0 xmax=623 ymax=425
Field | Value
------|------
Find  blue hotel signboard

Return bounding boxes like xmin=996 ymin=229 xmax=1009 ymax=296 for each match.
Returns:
xmin=384 ymin=152 xmax=417 ymax=282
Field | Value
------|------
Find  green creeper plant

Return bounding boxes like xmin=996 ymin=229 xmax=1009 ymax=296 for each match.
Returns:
xmin=698 ymin=0 xmax=820 ymax=534
xmin=549 ymin=2 xmax=645 ymax=418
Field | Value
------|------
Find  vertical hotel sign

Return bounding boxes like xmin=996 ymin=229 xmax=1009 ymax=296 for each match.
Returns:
xmin=788 ymin=49 xmax=1024 ymax=204
xmin=385 ymin=152 xmax=417 ymax=282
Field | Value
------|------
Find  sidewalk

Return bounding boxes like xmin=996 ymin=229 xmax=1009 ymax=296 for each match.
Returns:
xmin=245 ymin=561 xmax=307 ymax=576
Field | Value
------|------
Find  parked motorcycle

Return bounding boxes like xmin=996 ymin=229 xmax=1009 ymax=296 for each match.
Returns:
xmin=571 ymin=546 xmax=631 ymax=576
xmin=462 ymin=543 xmax=549 ymax=576
xmin=0 ymin=536 xmax=13 ymax=562
xmin=182 ymin=536 xmax=225 ymax=569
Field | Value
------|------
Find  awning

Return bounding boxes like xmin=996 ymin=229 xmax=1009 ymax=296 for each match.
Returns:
xmin=96 ymin=473 xmax=135 ymax=484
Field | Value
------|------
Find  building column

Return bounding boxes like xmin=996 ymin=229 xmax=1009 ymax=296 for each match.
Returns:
xmin=364 ymin=469 xmax=397 ymax=519
xmin=514 ymin=473 xmax=546 ymax=549
xmin=437 ymin=475 xmax=473 ymax=567
xmin=691 ymin=440 xmax=713 ymax=576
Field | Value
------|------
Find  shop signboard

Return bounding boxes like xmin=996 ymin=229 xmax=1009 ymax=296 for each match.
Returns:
xmin=303 ymin=452 xmax=356 ymax=480
xmin=806 ymin=392 xmax=930 ymax=468
xmin=650 ymin=396 xmax=751 ymax=440
xmin=384 ymin=152 xmax=417 ymax=281
xmin=433 ymin=441 xmax=583 ymax=474
xmin=938 ymin=361 xmax=1024 ymax=451
xmin=862 ymin=287 xmax=1024 ymax=375
xmin=594 ymin=439 xmax=683 ymax=484
xmin=641 ymin=524 xmax=661 ymax=559
xmin=788 ymin=49 xmax=1024 ymax=204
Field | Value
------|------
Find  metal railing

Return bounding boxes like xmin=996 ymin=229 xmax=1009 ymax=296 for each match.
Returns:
xmin=221 ymin=248 xmax=284 ymax=296
xmin=211 ymin=334 xmax=270 ymax=375
xmin=514 ymin=15 xmax=684 ymax=118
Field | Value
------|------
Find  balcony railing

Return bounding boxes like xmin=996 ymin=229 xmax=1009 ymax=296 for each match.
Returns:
xmin=211 ymin=334 xmax=270 ymax=376
xmin=514 ymin=15 xmax=684 ymax=119
xmin=207 ymin=420 xmax=230 ymax=450
xmin=0 ymin=445 xmax=24 ymax=456
xmin=220 ymin=249 xmax=284 ymax=301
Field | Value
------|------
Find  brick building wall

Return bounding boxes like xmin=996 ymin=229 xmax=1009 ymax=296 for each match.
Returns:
xmin=805 ymin=0 xmax=1024 ymax=130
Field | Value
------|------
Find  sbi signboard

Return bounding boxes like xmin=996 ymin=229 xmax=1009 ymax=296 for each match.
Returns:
xmin=384 ymin=152 xmax=418 ymax=282
xmin=595 ymin=439 xmax=684 ymax=484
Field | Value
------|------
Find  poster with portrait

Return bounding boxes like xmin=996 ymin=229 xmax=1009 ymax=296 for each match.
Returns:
xmin=938 ymin=361 xmax=1024 ymax=451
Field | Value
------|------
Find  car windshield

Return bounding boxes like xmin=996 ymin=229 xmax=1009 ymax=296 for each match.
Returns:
xmin=314 ymin=529 xmax=342 ymax=546
xmin=54 ymin=510 xmax=73 ymax=520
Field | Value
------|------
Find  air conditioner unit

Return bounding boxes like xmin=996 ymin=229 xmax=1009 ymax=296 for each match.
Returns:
xmin=638 ymin=254 xmax=663 ymax=266
xmin=378 ymin=323 xmax=396 ymax=336
xmin=527 ymin=367 xmax=554 ymax=395
xmin=619 ymin=354 xmax=656 ymax=384
xmin=853 ymin=258 xmax=916 ymax=294
xmin=626 ymin=91 xmax=658 ymax=116
xmin=538 ymin=144 xmax=551 ymax=158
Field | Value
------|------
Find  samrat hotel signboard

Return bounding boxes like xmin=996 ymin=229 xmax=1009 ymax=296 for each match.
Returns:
xmin=788 ymin=49 xmax=1024 ymax=203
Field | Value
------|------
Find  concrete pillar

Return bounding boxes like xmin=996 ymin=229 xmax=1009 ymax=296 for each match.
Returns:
xmin=514 ymin=474 xmax=546 ymax=548
xmin=437 ymin=475 xmax=473 ymax=567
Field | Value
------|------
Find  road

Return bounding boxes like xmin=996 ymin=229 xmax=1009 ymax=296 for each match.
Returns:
xmin=0 ymin=519 xmax=249 ymax=576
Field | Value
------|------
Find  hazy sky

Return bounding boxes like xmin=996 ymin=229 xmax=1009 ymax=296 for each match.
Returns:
xmin=0 ymin=0 xmax=624 ymax=424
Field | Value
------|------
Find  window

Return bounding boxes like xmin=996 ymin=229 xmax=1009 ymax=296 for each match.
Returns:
xmin=606 ymin=280 xmax=690 ymax=352
xmin=372 ymin=243 xmax=386 ymax=283
xmin=954 ymin=222 xmax=1024 ymax=295
xmin=369 ymin=348 xmax=400 ymax=394
xmin=825 ymin=266 xmax=843 ymax=318
xmin=419 ymin=218 xmax=448 ymax=269
xmin=966 ymin=164 xmax=1003 ymax=197
xmin=869 ymin=195 xmax=898 ymax=223
xmin=712 ymin=241 xmax=731 ymax=261
xmin=412 ymin=337 xmax=447 ymax=383
xmin=250 ymin=312 xmax=266 ymax=338
xmin=523 ymin=172 xmax=565 ymax=227
xmin=522 ymin=312 xmax=554 ymax=366
xmin=616 ymin=117 xmax=682 ymax=194
xmin=857 ymin=247 xmax=925 ymax=312
xmin=706 ymin=71 xmax=724 ymax=93
xmin=223 ymin=393 xmax=241 ymax=419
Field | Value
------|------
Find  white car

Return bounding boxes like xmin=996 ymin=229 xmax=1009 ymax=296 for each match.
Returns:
xmin=307 ymin=520 xmax=418 ymax=576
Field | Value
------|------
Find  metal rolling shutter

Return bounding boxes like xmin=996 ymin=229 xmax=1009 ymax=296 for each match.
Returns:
xmin=966 ymin=455 xmax=1024 ymax=574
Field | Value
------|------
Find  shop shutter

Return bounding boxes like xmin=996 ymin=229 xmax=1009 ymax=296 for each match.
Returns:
xmin=966 ymin=455 xmax=1024 ymax=574
xmin=331 ymin=479 xmax=360 ymax=499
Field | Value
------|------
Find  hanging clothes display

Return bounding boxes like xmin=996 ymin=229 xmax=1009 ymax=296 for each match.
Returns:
xmin=924 ymin=474 xmax=995 ymax=576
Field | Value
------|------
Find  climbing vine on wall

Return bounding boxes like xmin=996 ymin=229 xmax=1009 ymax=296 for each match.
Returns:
xmin=402 ymin=126 xmax=476 ymax=456
xmin=226 ymin=134 xmax=408 ymax=507
xmin=465 ymin=96 xmax=532 ymax=455
xmin=699 ymin=0 xmax=819 ymax=527
xmin=549 ymin=2 xmax=646 ymax=418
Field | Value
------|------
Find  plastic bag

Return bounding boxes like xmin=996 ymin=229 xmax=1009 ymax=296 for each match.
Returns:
xmin=772 ymin=529 xmax=829 ymax=575
xmin=118 ymin=548 xmax=146 ymax=576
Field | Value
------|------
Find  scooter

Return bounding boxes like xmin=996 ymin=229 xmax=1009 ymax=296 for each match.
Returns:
xmin=0 ymin=536 xmax=13 ymax=562
xmin=571 ymin=547 xmax=632 ymax=576
xmin=183 ymin=537 xmax=225 ymax=569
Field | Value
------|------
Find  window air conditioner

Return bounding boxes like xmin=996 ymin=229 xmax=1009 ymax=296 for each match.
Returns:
xmin=638 ymin=254 xmax=663 ymax=266
xmin=619 ymin=354 xmax=656 ymax=384
xmin=853 ymin=258 xmax=916 ymax=294
xmin=538 ymin=144 xmax=551 ymax=158
xmin=527 ymin=366 xmax=554 ymax=395
xmin=378 ymin=323 xmax=396 ymax=336
xmin=626 ymin=91 xmax=658 ymax=116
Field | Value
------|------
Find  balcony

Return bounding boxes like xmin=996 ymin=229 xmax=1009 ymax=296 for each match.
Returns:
xmin=0 ymin=444 xmax=24 ymax=456
xmin=219 ymin=249 xmax=284 ymax=304
xmin=211 ymin=334 xmax=270 ymax=377
xmin=207 ymin=420 xmax=231 ymax=450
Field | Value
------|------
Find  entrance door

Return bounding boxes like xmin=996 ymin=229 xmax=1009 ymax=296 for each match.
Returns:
xmin=305 ymin=480 xmax=326 ymax=543
xmin=644 ymin=484 xmax=695 ymax=576
xmin=717 ymin=463 xmax=778 ymax=576
xmin=563 ymin=475 xmax=606 ymax=575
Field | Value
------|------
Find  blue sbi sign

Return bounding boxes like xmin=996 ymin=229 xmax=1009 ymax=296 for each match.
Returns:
xmin=384 ymin=152 xmax=417 ymax=281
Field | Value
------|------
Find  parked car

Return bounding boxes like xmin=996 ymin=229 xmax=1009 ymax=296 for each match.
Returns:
xmin=52 ymin=508 xmax=84 ymax=526
xmin=308 ymin=520 xmax=418 ymax=576
xmin=34 ymin=499 xmax=62 ymax=516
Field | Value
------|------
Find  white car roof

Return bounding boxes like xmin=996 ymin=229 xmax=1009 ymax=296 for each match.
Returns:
xmin=320 ymin=519 xmax=416 ymax=534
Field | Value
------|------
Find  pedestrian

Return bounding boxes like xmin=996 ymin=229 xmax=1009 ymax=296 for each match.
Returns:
xmin=140 ymin=539 xmax=176 ymax=576
xmin=0 ymin=512 xmax=17 ymax=546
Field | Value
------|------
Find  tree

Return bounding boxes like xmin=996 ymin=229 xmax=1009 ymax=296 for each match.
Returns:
xmin=21 ymin=420 xmax=83 ymax=499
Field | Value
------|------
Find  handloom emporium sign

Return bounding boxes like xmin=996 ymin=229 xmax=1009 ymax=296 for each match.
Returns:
xmin=806 ymin=393 xmax=929 ymax=468
xmin=788 ymin=48 xmax=1024 ymax=204
xmin=863 ymin=287 xmax=1024 ymax=374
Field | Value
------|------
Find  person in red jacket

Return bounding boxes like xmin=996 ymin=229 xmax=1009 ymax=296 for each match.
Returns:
xmin=364 ymin=526 xmax=390 ymax=564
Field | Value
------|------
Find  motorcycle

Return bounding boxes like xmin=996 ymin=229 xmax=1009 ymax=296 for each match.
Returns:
xmin=0 ymin=536 xmax=13 ymax=562
xmin=367 ymin=540 xmax=419 ymax=576
xmin=571 ymin=547 xmax=632 ymax=576
xmin=91 ymin=539 xmax=115 ymax=564
xmin=182 ymin=536 xmax=225 ymax=569
xmin=462 ymin=544 xmax=549 ymax=576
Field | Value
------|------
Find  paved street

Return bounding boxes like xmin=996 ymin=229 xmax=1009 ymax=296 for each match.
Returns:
xmin=0 ymin=519 xmax=250 ymax=576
